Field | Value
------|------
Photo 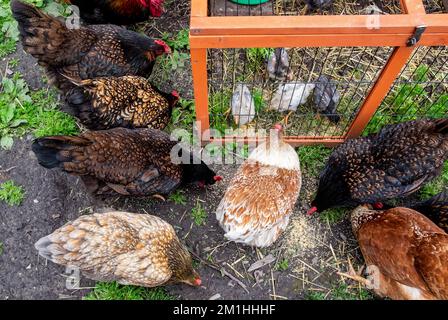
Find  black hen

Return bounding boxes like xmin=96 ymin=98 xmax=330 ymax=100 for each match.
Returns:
xmin=412 ymin=191 xmax=448 ymax=232
xmin=313 ymin=75 xmax=341 ymax=124
xmin=309 ymin=119 xmax=448 ymax=213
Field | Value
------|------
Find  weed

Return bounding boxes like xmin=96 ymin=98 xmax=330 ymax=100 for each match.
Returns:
xmin=320 ymin=208 xmax=348 ymax=224
xmin=170 ymin=98 xmax=195 ymax=129
xmin=275 ymin=259 xmax=289 ymax=271
xmin=306 ymin=291 xmax=326 ymax=300
xmin=169 ymin=190 xmax=187 ymax=205
xmin=297 ymin=145 xmax=332 ymax=175
xmin=191 ymin=200 xmax=207 ymax=226
xmin=419 ymin=161 xmax=448 ymax=200
xmin=159 ymin=29 xmax=190 ymax=75
xmin=83 ymin=282 xmax=174 ymax=300
xmin=330 ymin=282 xmax=373 ymax=300
xmin=0 ymin=73 xmax=78 ymax=149
xmin=246 ymin=48 xmax=273 ymax=74
xmin=0 ymin=242 xmax=3 ymax=255
xmin=0 ymin=180 xmax=25 ymax=206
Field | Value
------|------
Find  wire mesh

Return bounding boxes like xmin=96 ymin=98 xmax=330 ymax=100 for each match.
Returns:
xmin=207 ymin=46 xmax=393 ymax=137
xmin=364 ymin=46 xmax=448 ymax=134
xmin=209 ymin=0 xmax=402 ymax=16
xmin=423 ymin=0 xmax=448 ymax=13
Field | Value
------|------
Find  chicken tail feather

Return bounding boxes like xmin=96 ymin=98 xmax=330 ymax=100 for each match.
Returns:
xmin=32 ymin=136 xmax=88 ymax=169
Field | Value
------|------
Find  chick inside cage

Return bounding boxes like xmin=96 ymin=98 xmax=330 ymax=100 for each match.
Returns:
xmin=209 ymin=0 xmax=403 ymax=16
xmin=207 ymin=46 xmax=394 ymax=137
xmin=365 ymin=46 xmax=448 ymax=134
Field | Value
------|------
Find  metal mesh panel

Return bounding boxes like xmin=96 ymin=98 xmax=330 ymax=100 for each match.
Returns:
xmin=208 ymin=46 xmax=393 ymax=137
xmin=364 ymin=46 xmax=448 ymax=134
xmin=423 ymin=0 xmax=448 ymax=13
xmin=209 ymin=0 xmax=402 ymax=16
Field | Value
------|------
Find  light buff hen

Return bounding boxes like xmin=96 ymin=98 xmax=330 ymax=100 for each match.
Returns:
xmin=216 ymin=124 xmax=302 ymax=247
xmin=35 ymin=211 xmax=201 ymax=287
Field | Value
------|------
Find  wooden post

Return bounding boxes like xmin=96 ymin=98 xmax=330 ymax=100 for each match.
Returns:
xmin=345 ymin=46 xmax=415 ymax=139
xmin=190 ymin=48 xmax=210 ymax=139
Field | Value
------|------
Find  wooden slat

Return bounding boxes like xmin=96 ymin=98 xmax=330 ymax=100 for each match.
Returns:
xmin=345 ymin=46 xmax=415 ymax=139
xmin=190 ymin=48 xmax=210 ymax=135
xmin=402 ymin=0 xmax=426 ymax=14
xmin=191 ymin=0 xmax=208 ymax=17
xmin=190 ymin=32 xmax=448 ymax=48
xmin=190 ymin=15 xmax=448 ymax=36
xmin=205 ymin=137 xmax=345 ymax=147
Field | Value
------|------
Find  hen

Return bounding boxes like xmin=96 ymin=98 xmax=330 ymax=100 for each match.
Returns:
xmin=216 ymin=124 xmax=302 ymax=247
xmin=313 ymin=75 xmax=341 ymax=124
xmin=31 ymin=128 xmax=222 ymax=197
xmin=231 ymin=84 xmax=256 ymax=127
xmin=12 ymin=0 xmax=170 ymax=93
xmin=65 ymin=0 xmax=164 ymax=25
xmin=345 ymin=205 xmax=448 ymax=300
xmin=309 ymin=119 xmax=448 ymax=214
xmin=35 ymin=211 xmax=201 ymax=287
xmin=65 ymin=75 xmax=179 ymax=130
xmin=267 ymin=48 xmax=292 ymax=81
xmin=411 ymin=191 xmax=448 ymax=233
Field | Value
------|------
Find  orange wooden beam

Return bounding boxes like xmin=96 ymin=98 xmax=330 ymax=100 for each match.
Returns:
xmin=402 ymin=0 xmax=426 ymax=14
xmin=190 ymin=48 xmax=210 ymax=136
xmin=345 ymin=46 xmax=415 ymax=139
xmin=205 ymin=136 xmax=345 ymax=147
xmin=191 ymin=0 xmax=207 ymax=17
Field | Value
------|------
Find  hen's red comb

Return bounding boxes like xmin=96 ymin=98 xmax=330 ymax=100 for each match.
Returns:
xmin=213 ymin=175 xmax=223 ymax=182
xmin=149 ymin=0 xmax=164 ymax=17
xmin=154 ymin=40 xmax=171 ymax=54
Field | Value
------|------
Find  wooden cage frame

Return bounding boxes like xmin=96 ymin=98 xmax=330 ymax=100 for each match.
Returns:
xmin=190 ymin=0 xmax=448 ymax=146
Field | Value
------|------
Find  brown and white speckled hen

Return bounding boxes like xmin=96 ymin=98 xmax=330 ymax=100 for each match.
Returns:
xmin=309 ymin=119 xmax=448 ymax=214
xmin=35 ymin=211 xmax=201 ymax=287
xmin=346 ymin=205 xmax=448 ymax=300
xmin=11 ymin=0 xmax=170 ymax=93
xmin=216 ymin=124 xmax=301 ymax=247
xmin=31 ymin=128 xmax=221 ymax=197
xmin=65 ymin=76 xmax=179 ymax=130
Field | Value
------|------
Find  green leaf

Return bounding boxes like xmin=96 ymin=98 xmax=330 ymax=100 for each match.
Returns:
xmin=0 ymin=135 xmax=13 ymax=149
xmin=9 ymin=119 xmax=27 ymax=128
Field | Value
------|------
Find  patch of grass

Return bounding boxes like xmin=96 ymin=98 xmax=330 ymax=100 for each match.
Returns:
xmin=170 ymin=98 xmax=195 ymax=129
xmin=83 ymin=282 xmax=174 ymax=300
xmin=0 ymin=180 xmax=25 ymax=206
xmin=330 ymin=283 xmax=373 ymax=300
xmin=0 ymin=242 xmax=3 ymax=255
xmin=297 ymin=145 xmax=332 ymax=175
xmin=320 ymin=208 xmax=349 ymax=224
xmin=275 ymin=259 xmax=289 ymax=271
xmin=0 ymin=73 xmax=78 ymax=149
xmin=169 ymin=190 xmax=187 ymax=205
xmin=306 ymin=291 xmax=326 ymax=300
xmin=419 ymin=161 xmax=448 ymax=200
xmin=246 ymin=48 xmax=273 ymax=74
xmin=364 ymin=64 xmax=448 ymax=135
xmin=191 ymin=200 xmax=207 ymax=226
xmin=209 ymin=91 xmax=231 ymax=134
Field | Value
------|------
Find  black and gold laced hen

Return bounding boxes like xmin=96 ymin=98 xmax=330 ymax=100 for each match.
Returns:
xmin=311 ymin=119 xmax=448 ymax=213
xmin=11 ymin=0 xmax=170 ymax=93
xmin=66 ymin=76 xmax=179 ymax=130
xmin=31 ymin=128 xmax=219 ymax=197
xmin=412 ymin=191 xmax=448 ymax=233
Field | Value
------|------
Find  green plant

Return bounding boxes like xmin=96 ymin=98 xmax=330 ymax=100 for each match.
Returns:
xmin=170 ymin=98 xmax=195 ymax=129
xmin=419 ymin=161 xmax=448 ymax=200
xmin=0 ymin=242 xmax=3 ymax=255
xmin=83 ymin=282 xmax=174 ymax=300
xmin=252 ymin=88 xmax=266 ymax=113
xmin=298 ymin=145 xmax=332 ymax=175
xmin=275 ymin=259 xmax=289 ymax=271
xmin=330 ymin=283 xmax=373 ymax=300
xmin=306 ymin=291 xmax=326 ymax=300
xmin=191 ymin=200 xmax=207 ymax=226
xmin=0 ymin=180 xmax=25 ymax=206
xmin=159 ymin=29 xmax=190 ymax=74
xmin=169 ymin=190 xmax=187 ymax=205
xmin=246 ymin=48 xmax=273 ymax=73
xmin=0 ymin=0 xmax=20 ymax=58
xmin=0 ymin=73 xmax=78 ymax=149
xmin=209 ymin=91 xmax=231 ymax=134
xmin=320 ymin=208 xmax=348 ymax=224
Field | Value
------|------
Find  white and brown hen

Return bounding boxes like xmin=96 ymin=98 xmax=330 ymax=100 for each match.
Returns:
xmin=35 ymin=211 xmax=201 ymax=287
xmin=216 ymin=124 xmax=302 ymax=247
